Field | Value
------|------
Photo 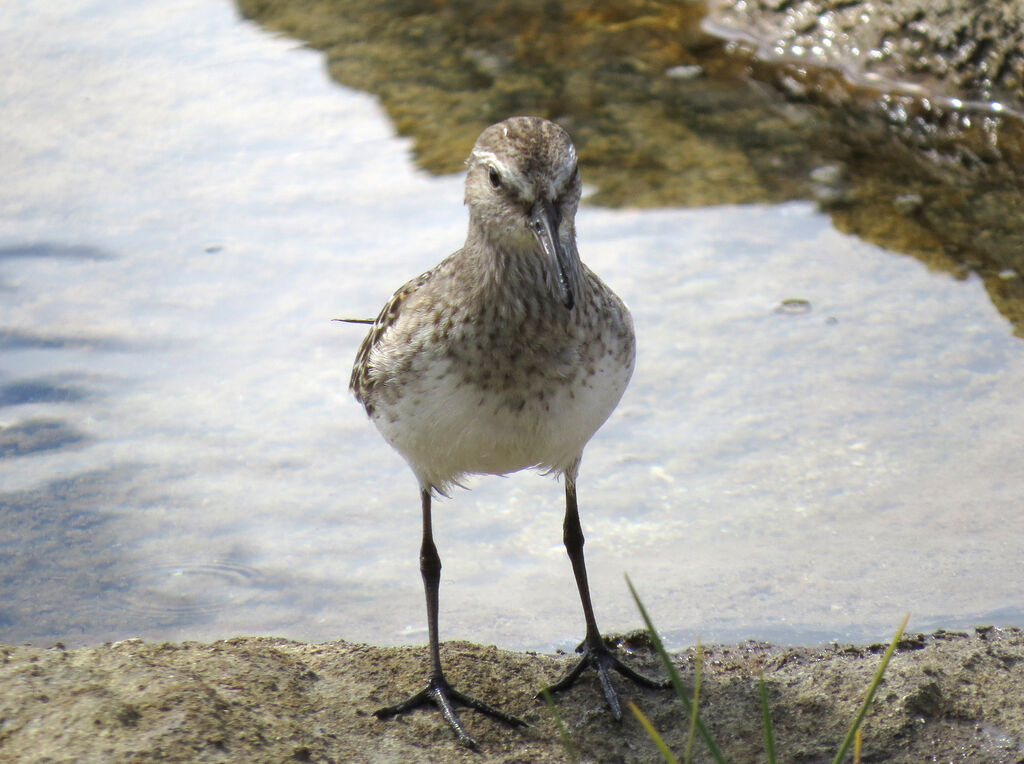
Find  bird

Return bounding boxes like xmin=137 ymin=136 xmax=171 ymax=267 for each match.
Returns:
xmin=345 ymin=116 xmax=663 ymax=747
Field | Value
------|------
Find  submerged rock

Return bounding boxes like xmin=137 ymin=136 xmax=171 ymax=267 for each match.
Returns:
xmin=707 ymin=0 xmax=1024 ymax=112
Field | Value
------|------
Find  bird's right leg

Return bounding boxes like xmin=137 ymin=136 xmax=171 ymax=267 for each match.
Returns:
xmin=374 ymin=489 xmax=526 ymax=747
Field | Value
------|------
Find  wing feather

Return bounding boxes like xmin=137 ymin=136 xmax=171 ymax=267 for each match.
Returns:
xmin=349 ymin=269 xmax=434 ymax=411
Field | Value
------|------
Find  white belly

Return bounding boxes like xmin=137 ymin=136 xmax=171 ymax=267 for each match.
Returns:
xmin=370 ymin=346 xmax=632 ymax=491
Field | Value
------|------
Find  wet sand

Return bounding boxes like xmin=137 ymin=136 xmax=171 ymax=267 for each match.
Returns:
xmin=3 ymin=627 xmax=1023 ymax=762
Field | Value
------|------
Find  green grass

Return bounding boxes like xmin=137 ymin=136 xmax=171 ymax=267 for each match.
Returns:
xmin=626 ymin=576 xmax=727 ymax=764
xmin=757 ymin=675 xmax=776 ymax=763
xmin=830 ymin=612 xmax=908 ymax=764
xmin=540 ymin=688 xmax=580 ymax=763
xmin=621 ymin=576 xmax=908 ymax=764
xmin=627 ymin=638 xmax=706 ymax=764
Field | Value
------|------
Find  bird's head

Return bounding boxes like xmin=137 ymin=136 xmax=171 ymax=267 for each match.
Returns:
xmin=465 ymin=116 xmax=582 ymax=310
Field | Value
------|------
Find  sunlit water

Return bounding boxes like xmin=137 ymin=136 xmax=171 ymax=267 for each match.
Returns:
xmin=3 ymin=0 xmax=1024 ymax=652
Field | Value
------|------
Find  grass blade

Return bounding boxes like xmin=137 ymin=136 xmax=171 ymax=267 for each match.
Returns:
xmin=540 ymin=688 xmax=579 ymax=763
xmin=831 ymin=613 xmax=910 ymax=764
xmin=758 ymin=675 xmax=776 ymax=764
xmin=683 ymin=641 xmax=703 ymax=764
xmin=628 ymin=701 xmax=681 ymax=764
xmin=626 ymin=574 xmax=727 ymax=764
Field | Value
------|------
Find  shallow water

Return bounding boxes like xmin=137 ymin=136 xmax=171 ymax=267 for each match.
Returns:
xmin=2 ymin=0 xmax=1024 ymax=652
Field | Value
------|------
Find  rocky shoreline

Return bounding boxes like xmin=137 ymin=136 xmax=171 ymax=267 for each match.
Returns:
xmin=3 ymin=628 xmax=1024 ymax=762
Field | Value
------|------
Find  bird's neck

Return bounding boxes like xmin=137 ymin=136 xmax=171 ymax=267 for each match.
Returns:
xmin=464 ymin=225 xmax=584 ymax=308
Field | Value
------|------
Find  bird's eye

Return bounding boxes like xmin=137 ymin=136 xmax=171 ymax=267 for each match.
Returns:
xmin=488 ymin=168 xmax=502 ymax=189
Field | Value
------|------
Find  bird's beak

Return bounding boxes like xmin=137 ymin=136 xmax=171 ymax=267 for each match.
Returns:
xmin=530 ymin=199 xmax=575 ymax=310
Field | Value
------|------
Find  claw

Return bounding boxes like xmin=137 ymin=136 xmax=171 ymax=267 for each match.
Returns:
xmin=376 ymin=675 xmax=526 ymax=747
xmin=540 ymin=639 xmax=669 ymax=719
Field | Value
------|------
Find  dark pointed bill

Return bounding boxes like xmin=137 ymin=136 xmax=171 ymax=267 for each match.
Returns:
xmin=530 ymin=199 xmax=574 ymax=310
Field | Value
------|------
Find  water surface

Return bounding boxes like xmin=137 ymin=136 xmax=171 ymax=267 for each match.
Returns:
xmin=2 ymin=0 xmax=1024 ymax=651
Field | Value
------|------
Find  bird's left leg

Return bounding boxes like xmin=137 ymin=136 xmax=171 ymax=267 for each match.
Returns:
xmin=539 ymin=474 xmax=668 ymax=719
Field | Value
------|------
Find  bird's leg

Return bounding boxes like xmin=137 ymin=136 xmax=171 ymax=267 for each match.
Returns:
xmin=540 ymin=477 xmax=668 ymax=719
xmin=374 ymin=489 xmax=526 ymax=747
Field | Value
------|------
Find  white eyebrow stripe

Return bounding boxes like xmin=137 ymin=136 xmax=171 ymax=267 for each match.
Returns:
xmin=470 ymin=149 xmax=503 ymax=168
xmin=552 ymin=144 xmax=578 ymax=190
xmin=470 ymin=149 xmax=532 ymax=200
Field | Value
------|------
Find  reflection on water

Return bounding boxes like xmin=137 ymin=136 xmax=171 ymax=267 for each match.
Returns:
xmin=0 ymin=244 xmax=114 ymax=261
xmin=0 ymin=378 xmax=90 ymax=407
xmin=2 ymin=0 xmax=1024 ymax=652
xmin=0 ymin=419 xmax=88 ymax=457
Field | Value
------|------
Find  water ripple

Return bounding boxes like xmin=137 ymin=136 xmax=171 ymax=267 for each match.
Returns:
xmin=113 ymin=561 xmax=267 ymax=617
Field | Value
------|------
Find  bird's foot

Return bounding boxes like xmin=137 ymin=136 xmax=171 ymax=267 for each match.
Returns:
xmin=539 ymin=637 xmax=669 ymax=719
xmin=375 ymin=674 xmax=526 ymax=748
